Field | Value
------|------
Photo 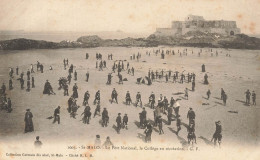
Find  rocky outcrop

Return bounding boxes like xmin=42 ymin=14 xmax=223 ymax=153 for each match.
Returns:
xmin=0 ymin=32 xmax=260 ymax=50
xmin=0 ymin=38 xmax=59 ymax=50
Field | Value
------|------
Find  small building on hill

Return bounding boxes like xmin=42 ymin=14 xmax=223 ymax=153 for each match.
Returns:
xmin=155 ymin=15 xmax=241 ymax=36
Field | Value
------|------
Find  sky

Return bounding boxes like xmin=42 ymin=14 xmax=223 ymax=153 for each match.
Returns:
xmin=0 ymin=0 xmax=259 ymax=35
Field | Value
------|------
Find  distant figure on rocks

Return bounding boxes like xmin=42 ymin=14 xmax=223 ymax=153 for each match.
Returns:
xmin=24 ymin=109 xmax=34 ymax=133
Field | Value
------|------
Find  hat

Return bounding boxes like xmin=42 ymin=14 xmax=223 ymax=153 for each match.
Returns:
xmin=125 ymin=114 xmax=127 ymax=115
xmin=96 ymin=135 xmax=100 ymax=138
xmin=26 ymin=109 xmax=30 ymax=111
xmin=118 ymin=113 xmax=121 ymax=115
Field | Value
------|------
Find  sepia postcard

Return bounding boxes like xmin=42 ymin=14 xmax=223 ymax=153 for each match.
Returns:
xmin=0 ymin=0 xmax=259 ymax=159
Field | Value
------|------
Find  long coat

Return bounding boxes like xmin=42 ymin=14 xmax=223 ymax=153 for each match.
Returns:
xmin=24 ymin=111 xmax=34 ymax=133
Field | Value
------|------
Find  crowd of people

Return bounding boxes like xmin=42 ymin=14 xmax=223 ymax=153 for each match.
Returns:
xmin=0 ymin=47 xmax=257 ymax=149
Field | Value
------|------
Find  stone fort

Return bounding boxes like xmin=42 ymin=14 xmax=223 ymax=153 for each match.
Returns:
xmin=155 ymin=15 xmax=241 ymax=36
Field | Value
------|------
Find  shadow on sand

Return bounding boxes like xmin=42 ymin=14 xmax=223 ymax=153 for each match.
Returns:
xmin=235 ymin=100 xmax=248 ymax=106
xmin=137 ymin=133 xmax=146 ymax=142
xmin=198 ymin=136 xmax=214 ymax=146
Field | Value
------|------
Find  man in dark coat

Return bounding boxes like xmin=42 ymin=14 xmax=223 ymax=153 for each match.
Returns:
xmin=111 ymin=88 xmax=118 ymax=104
xmin=82 ymin=106 xmax=91 ymax=124
xmin=158 ymin=116 xmax=164 ymax=135
xmin=204 ymin=74 xmax=209 ymax=84
xmin=245 ymin=89 xmax=251 ymax=105
xmin=252 ymin=91 xmax=256 ymax=106
xmin=136 ymin=92 xmax=142 ymax=107
xmin=167 ymin=106 xmax=173 ymax=125
xmin=27 ymin=80 xmax=30 ymax=92
xmin=24 ymin=109 xmax=34 ymax=133
xmin=187 ymin=108 xmax=195 ymax=125
xmin=141 ymin=108 xmax=147 ymax=128
xmin=74 ymin=70 xmax=77 ymax=81
xmin=27 ymin=69 xmax=30 ymax=80
xmin=107 ymin=73 xmax=112 ymax=85
xmin=102 ymin=108 xmax=109 ymax=127
xmin=125 ymin=91 xmax=132 ymax=105
xmin=116 ymin=113 xmax=122 ymax=134
xmin=72 ymin=83 xmax=78 ymax=98
xmin=20 ymin=78 xmax=24 ymax=89
xmin=9 ymin=79 xmax=13 ymax=90
xmin=32 ymin=76 xmax=35 ymax=88
xmin=1 ymin=83 xmax=6 ymax=94
xmin=123 ymin=114 xmax=128 ymax=130
xmin=83 ymin=91 xmax=90 ymax=105
xmin=149 ymin=92 xmax=155 ymax=109
xmin=192 ymin=80 xmax=195 ymax=91
xmin=176 ymin=116 xmax=181 ymax=135
xmin=53 ymin=106 xmax=60 ymax=124
xmin=93 ymin=90 xmax=100 ymax=105
xmin=64 ymin=83 xmax=69 ymax=96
